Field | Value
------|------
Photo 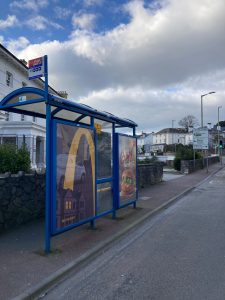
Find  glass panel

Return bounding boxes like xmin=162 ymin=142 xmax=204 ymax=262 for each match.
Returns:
xmin=79 ymin=116 xmax=91 ymax=125
xmin=14 ymin=102 xmax=46 ymax=115
xmin=119 ymin=135 xmax=137 ymax=205
xmin=56 ymin=123 xmax=95 ymax=230
xmin=95 ymin=120 xmax=112 ymax=179
xmin=97 ymin=182 xmax=113 ymax=214
xmin=7 ymin=93 xmax=44 ymax=105
xmin=55 ymin=109 xmax=81 ymax=121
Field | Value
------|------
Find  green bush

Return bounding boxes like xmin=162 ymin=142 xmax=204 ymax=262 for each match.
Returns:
xmin=0 ymin=143 xmax=31 ymax=173
xmin=173 ymin=144 xmax=201 ymax=171
xmin=174 ymin=157 xmax=181 ymax=170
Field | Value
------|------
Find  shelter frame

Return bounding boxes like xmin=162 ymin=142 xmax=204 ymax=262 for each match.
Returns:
xmin=0 ymin=85 xmax=138 ymax=253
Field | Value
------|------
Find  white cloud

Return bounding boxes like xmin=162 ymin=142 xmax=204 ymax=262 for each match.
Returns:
xmin=83 ymin=0 xmax=104 ymax=7
xmin=10 ymin=0 xmax=48 ymax=12
xmin=15 ymin=0 xmax=225 ymax=131
xmin=54 ymin=6 xmax=71 ymax=19
xmin=0 ymin=15 xmax=18 ymax=29
xmin=72 ymin=13 xmax=97 ymax=30
xmin=6 ymin=36 xmax=30 ymax=53
xmin=26 ymin=15 xmax=63 ymax=30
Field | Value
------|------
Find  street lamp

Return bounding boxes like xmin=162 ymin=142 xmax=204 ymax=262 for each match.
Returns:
xmin=218 ymin=106 xmax=222 ymax=154
xmin=172 ymin=120 xmax=175 ymax=151
xmin=201 ymin=92 xmax=216 ymax=127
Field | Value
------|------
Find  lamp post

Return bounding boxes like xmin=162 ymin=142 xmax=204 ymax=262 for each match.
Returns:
xmin=201 ymin=92 xmax=216 ymax=127
xmin=217 ymin=106 xmax=222 ymax=155
xmin=172 ymin=120 xmax=175 ymax=152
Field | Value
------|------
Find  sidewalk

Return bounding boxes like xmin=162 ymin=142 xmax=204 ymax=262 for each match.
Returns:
xmin=0 ymin=162 xmax=223 ymax=300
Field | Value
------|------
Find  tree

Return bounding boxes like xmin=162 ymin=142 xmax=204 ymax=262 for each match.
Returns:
xmin=216 ymin=120 xmax=225 ymax=127
xmin=178 ymin=115 xmax=199 ymax=131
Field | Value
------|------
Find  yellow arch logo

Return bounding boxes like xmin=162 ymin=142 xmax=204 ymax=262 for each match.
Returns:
xmin=63 ymin=127 xmax=95 ymax=205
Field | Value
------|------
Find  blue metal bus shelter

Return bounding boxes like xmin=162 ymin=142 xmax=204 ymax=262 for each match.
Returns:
xmin=0 ymin=86 xmax=138 ymax=253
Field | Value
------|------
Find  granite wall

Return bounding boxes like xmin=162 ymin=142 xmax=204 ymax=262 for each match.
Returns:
xmin=180 ymin=156 xmax=220 ymax=174
xmin=0 ymin=163 xmax=163 ymax=231
xmin=138 ymin=163 xmax=163 ymax=188
xmin=0 ymin=173 xmax=45 ymax=231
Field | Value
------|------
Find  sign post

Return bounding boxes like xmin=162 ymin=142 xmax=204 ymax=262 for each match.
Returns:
xmin=28 ymin=55 xmax=51 ymax=253
xmin=193 ymin=128 xmax=209 ymax=172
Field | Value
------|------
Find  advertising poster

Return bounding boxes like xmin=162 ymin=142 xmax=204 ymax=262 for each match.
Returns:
xmin=56 ymin=123 xmax=95 ymax=230
xmin=119 ymin=135 xmax=137 ymax=205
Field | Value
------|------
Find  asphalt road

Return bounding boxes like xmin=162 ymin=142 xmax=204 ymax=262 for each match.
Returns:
xmin=42 ymin=168 xmax=225 ymax=300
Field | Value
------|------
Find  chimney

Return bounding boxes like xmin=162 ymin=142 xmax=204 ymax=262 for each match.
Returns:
xmin=57 ymin=91 xmax=68 ymax=99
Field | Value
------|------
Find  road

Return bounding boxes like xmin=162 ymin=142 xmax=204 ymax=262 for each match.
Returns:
xmin=42 ymin=168 xmax=225 ymax=300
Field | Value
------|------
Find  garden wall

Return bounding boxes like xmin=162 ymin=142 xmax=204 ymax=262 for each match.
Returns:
xmin=0 ymin=173 xmax=45 ymax=231
xmin=180 ymin=156 xmax=220 ymax=174
xmin=138 ymin=163 xmax=163 ymax=188
xmin=0 ymin=163 xmax=163 ymax=231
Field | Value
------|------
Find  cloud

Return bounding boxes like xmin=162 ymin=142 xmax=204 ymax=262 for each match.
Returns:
xmin=54 ymin=6 xmax=71 ymax=19
xmin=83 ymin=0 xmax=104 ymax=7
xmin=5 ymin=36 xmax=30 ymax=53
xmin=10 ymin=0 xmax=48 ymax=12
xmin=0 ymin=15 xmax=19 ymax=29
xmin=15 ymin=0 xmax=225 ymax=131
xmin=72 ymin=13 xmax=97 ymax=30
xmin=26 ymin=15 xmax=63 ymax=30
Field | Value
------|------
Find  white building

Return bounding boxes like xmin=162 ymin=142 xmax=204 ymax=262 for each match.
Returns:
xmin=153 ymin=128 xmax=187 ymax=145
xmin=0 ymin=44 xmax=62 ymax=169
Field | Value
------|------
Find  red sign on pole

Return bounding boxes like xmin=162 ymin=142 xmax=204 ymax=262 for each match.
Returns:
xmin=28 ymin=56 xmax=45 ymax=80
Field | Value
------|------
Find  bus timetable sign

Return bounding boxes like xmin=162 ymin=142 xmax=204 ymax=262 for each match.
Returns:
xmin=28 ymin=57 xmax=45 ymax=80
xmin=193 ymin=128 xmax=209 ymax=150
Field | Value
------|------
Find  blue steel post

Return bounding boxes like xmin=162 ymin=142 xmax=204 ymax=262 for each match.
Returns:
xmin=112 ymin=124 xmax=117 ymax=219
xmin=44 ymin=55 xmax=51 ymax=253
xmin=133 ymin=127 xmax=137 ymax=209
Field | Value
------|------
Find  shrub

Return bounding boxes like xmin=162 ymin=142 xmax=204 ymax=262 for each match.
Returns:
xmin=173 ymin=144 xmax=201 ymax=171
xmin=0 ymin=143 xmax=31 ymax=173
xmin=174 ymin=157 xmax=181 ymax=171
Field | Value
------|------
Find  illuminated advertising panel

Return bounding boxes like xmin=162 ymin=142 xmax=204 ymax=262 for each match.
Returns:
xmin=56 ymin=123 xmax=95 ymax=230
xmin=118 ymin=135 xmax=137 ymax=205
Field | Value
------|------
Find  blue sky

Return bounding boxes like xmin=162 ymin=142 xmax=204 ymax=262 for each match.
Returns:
xmin=0 ymin=0 xmax=225 ymax=132
xmin=0 ymin=0 xmax=142 ymax=42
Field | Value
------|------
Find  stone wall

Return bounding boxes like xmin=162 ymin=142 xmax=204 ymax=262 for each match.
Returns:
xmin=138 ymin=163 xmax=163 ymax=188
xmin=180 ymin=156 xmax=219 ymax=174
xmin=0 ymin=173 xmax=45 ymax=231
xmin=0 ymin=163 xmax=163 ymax=230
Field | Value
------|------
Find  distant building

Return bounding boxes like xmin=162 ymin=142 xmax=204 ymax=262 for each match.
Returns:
xmin=0 ymin=44 xmax=64 ymax=169
xmin=153 ymin=128 xmax=187 ymax=145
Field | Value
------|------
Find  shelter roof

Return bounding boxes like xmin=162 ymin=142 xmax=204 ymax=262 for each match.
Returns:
xmin=0 ymin=87 xmax=137 ymax=128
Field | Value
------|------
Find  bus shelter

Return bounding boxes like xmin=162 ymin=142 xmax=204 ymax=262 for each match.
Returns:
xmin=0 ymin=87 xmax=138 ymax=252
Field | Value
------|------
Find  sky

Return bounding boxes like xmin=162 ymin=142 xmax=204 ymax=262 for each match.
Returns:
xmin=0 ymin=0 xmax=225 ymax=133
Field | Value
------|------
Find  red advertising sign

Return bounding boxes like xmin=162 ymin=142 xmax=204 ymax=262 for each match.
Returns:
xmin=28 ymin=56 xmax=44 ymax=80
xmin=119 ymin=135 xmax=137 ymax=204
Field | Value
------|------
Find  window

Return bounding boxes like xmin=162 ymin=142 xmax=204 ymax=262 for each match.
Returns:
xmin=6 ymin=71 xmax=13 ymax=87
xmin=21 ymin=114 xmax=25 ymax=121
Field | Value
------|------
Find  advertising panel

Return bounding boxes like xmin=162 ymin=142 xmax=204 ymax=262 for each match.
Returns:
xmin=28 ymin=56 xmax=45 ymax=80
xmin=193 ymin=128 xmax=209 ymax=150
xmin=56 ymin=123 xmax=95 ymax=230
xmin=119 ymin=135 xmax=137 ymax=205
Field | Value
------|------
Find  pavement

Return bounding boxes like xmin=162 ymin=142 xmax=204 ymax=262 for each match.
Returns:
xmin=0 ymin=161 xmax=223 ymax=300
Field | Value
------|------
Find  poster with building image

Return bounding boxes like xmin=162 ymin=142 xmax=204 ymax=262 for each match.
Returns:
xmin=56 ymin=123 xmax=95 ymax=230
xmin=119 ymin=135 xmax=137 ymax=205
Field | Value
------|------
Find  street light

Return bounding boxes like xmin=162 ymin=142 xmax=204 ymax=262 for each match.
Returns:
xmin=201 ymin=91 xmax=216 ymax=127
xmin=172 ymin=120 xmax=175 ymax=151
xmin=218 ymin=105 xmax=222 ymax=155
